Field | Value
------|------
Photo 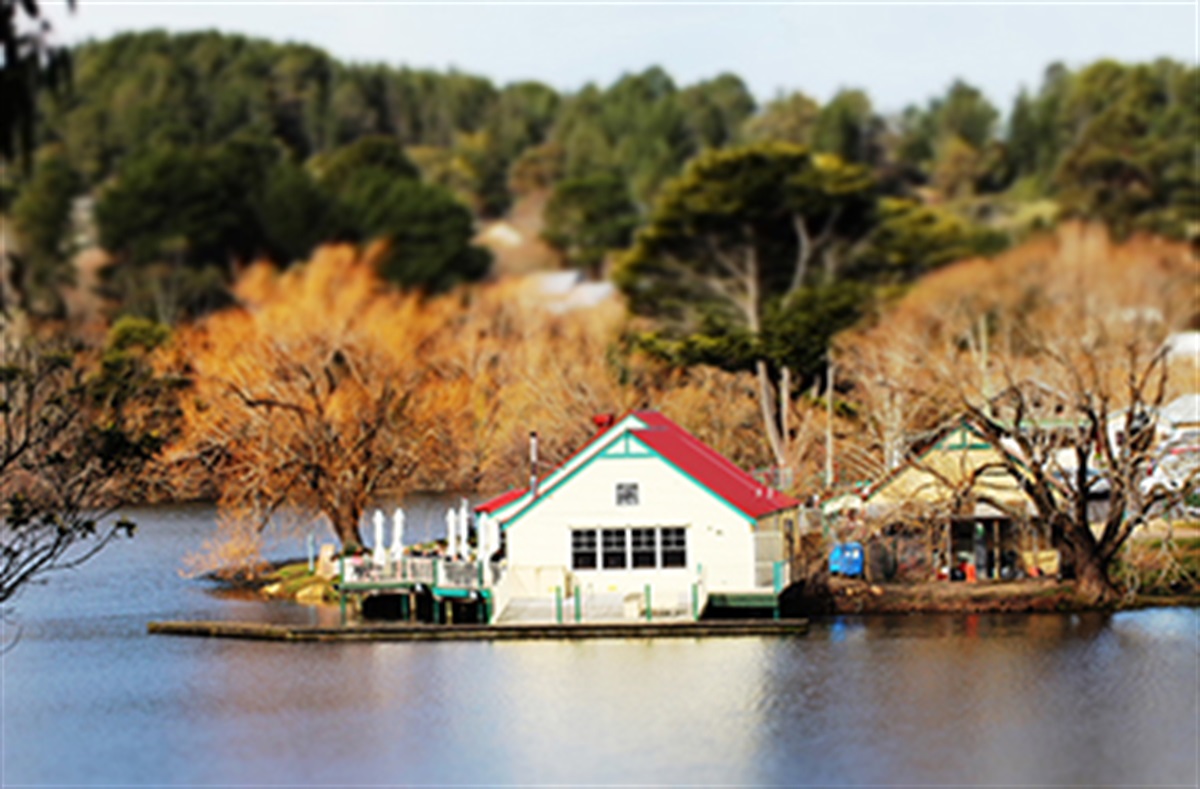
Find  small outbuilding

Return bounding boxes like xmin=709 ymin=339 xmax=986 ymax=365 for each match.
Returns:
xmin=476 ymin=411 xmax=799 ymax=620
xmin=864 ymin=422 xmax=1052 ymax=580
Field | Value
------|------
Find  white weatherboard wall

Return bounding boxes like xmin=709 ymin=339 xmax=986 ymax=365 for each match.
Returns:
xmin=503 ymin=430 xmax=757 ymax=599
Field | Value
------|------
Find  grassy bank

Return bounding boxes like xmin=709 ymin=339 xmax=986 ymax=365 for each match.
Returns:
xmin=256 ymin=562 xmax=339 ymax=605
xmin=1114 ymin=536 xmax=1199 ymax=596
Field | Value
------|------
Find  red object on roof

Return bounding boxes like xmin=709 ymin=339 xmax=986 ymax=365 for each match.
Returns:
xmin=630 ymin=411 xmax=799 ymax=518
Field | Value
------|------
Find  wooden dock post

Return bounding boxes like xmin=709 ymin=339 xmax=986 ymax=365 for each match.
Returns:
xmin=773 ymin=560 xmax=784 ymax=620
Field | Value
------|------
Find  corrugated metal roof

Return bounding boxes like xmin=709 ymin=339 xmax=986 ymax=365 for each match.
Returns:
xmin=631 ymin=411 xmax=798 ymax=518
xmin=636 ymin=432 xmax=797 ymax=515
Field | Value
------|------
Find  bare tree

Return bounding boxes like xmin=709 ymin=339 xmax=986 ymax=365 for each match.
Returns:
xmin=838 ymin=332 xmax=955 ymax=474
xmin=170 ymin=251 xmax=440 ymax=558
xmin=847 ymin=223 xmax=1199 ymax=603
xmin=957 ymin=331 xmax=1195 ymax=603
xmin=1 ymin=340 xmax=149 ymax=611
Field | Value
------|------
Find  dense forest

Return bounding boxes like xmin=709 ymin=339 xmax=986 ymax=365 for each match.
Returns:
xmin=2 ymin=30 xmax=1195 ymax=326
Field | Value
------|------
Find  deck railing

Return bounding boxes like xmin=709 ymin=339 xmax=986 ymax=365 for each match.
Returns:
xmin=341 ymin=555 xmax=503 ymax=590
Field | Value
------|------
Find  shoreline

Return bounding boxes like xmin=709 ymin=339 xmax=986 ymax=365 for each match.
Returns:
xmin=208 ymin=563 xmax=1199 ymax=618
xmin=201 ymin=531 xmax=1199 ymax=617
xmin=788 ymin=576 xmax=1200 ymax=616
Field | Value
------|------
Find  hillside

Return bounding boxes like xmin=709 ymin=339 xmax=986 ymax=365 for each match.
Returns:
xmin=0 ymin=30 xmax=1193 ymax=329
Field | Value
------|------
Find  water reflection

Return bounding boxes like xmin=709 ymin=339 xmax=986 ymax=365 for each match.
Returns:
xmin=2 ymin=507 xmax=1196 ymax=786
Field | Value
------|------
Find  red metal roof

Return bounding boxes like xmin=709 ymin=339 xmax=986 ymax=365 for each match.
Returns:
xmin=475 ymin=486 xmax=527 ymax=513
xmin=474 ymin=410 xmax=797 ymax=519
xmin=630 ymin=411 xmax=799 ymax=518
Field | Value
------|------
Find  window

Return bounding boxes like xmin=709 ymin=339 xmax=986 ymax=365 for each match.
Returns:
xmin=661 ymin=527 xmax=686 ymax=568
xmin=616 ymin=482 xmax=639 ymax=506
xmin=631 ymin=528 xmax=657 ymax=568
xmin=602 ymin=528 xmax=627 ymax=569
xmin=571 ymin=530 xmax=597 ymax=570
xmin=575 ymin=527 xmax=686 ymax=571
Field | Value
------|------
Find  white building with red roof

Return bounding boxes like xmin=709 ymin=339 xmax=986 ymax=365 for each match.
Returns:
xmin=476 ymin=411 xmax=799 ymax=621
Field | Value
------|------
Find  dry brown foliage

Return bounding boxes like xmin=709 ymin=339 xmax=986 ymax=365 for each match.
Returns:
xmin=838 ymin=222 xmax=1199 ymax=471
xmin=166 ymin=244 xmax=782 ymax=570
xmin=835 ymin=222 xmax=1199 ymax=602
xmin=171 ymin=245 xmax=439 ymax=553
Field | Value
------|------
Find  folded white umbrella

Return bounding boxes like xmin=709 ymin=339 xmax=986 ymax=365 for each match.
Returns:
xmin=371 ymin=509 xmax=386 ymax=567
xmin=445 ymin=507 xmax=458 ymax=559
xmin=459 ymin=499 xmax=471 ymax=558
xmin=391 ymin=508 xmax=405 ymax=561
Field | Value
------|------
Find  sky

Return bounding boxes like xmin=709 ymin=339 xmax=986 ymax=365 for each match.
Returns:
xmin=42 ymin=1 xmax=1198 ymax=113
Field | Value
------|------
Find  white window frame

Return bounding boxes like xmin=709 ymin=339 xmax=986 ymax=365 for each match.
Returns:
xmin=568 ymin=526 xmax=686 ymax=571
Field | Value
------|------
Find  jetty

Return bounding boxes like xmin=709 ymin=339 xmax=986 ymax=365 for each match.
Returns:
xmin=147 ymin=618 xmax=808 ymax=642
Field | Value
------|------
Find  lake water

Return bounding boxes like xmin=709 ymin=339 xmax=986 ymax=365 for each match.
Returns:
xmin=2 ymin=503 xmax=1197 ymax=786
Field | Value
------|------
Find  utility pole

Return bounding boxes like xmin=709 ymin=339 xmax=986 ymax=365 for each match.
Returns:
xmin=980 ymin=314 xmax=990 ymax=413
xmin=825 ymin=358 xmax=835 ymax=490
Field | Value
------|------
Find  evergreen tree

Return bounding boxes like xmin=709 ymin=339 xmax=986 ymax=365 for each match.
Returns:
xmin=543 ymin=172 xmax=638 ymax=276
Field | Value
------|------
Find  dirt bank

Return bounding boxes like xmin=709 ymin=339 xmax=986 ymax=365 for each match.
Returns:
xmin=784 ymin=576 xmax=1199 ymax=616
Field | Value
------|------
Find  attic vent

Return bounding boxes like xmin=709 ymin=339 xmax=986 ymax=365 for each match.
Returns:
xmin=616 ymin=482 xmax=639 ymax=506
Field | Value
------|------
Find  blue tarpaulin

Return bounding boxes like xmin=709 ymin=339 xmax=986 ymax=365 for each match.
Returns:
xmin=829 ymin=542 xmax=864 ymax=577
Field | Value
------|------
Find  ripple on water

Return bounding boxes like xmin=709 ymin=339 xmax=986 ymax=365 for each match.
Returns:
xmin=2 ymin=508 xmax=1197 ymax=785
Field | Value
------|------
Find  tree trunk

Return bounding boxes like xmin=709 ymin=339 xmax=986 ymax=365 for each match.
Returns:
xmin=791 ymin=215 xmax=812 ymax=293
xmin=756 ymin=359 xmax=787 ymax=468
xmin=1072 ymin=547 xmax=1120 ymax=606
xmin=327 ymin=502 xmax=364 ymax=551
xmin=743 ymin=238 xmax=785 ymax=470
xmin=336 ymin=522 xmax=363 ymax=552
xmin=779 ymin=365 xmax=792 ymax=463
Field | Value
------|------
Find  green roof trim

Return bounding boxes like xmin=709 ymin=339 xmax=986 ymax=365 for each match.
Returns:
xmin=493 ymin=413 xmax=650 ymax=520
xmin=868 ymin=419 xmax=1025 ymax=503
xmin=502 ymin=428 xmax=754 ymax=531
xmin=625 ymin=432 xmax=756 ymax=526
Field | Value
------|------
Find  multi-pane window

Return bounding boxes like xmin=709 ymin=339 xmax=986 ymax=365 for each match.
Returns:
xmin=572 ymin=527 xmax=686 ymax=571
xmin=571 ymin=529 xmax=597 ymax=570
xmin=616 ymin=482 xmax=639 ymax=506
xmin=661 ymin=527 xmax=687 ymax=568
xmin=631 ymin=528 xmax=657 ymax=568
xmin=602 ymin=528 xmax=627 ymax=569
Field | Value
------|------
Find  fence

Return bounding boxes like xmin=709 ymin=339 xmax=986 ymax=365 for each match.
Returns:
xmin=495 ymin=579 xmax=708 ymax=624
xmin=341 ymin=556 xmax=503 ymax=590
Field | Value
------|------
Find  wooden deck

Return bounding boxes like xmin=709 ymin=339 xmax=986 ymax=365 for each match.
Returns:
xmin=147 ymin=619 xmax=808 ymax=642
